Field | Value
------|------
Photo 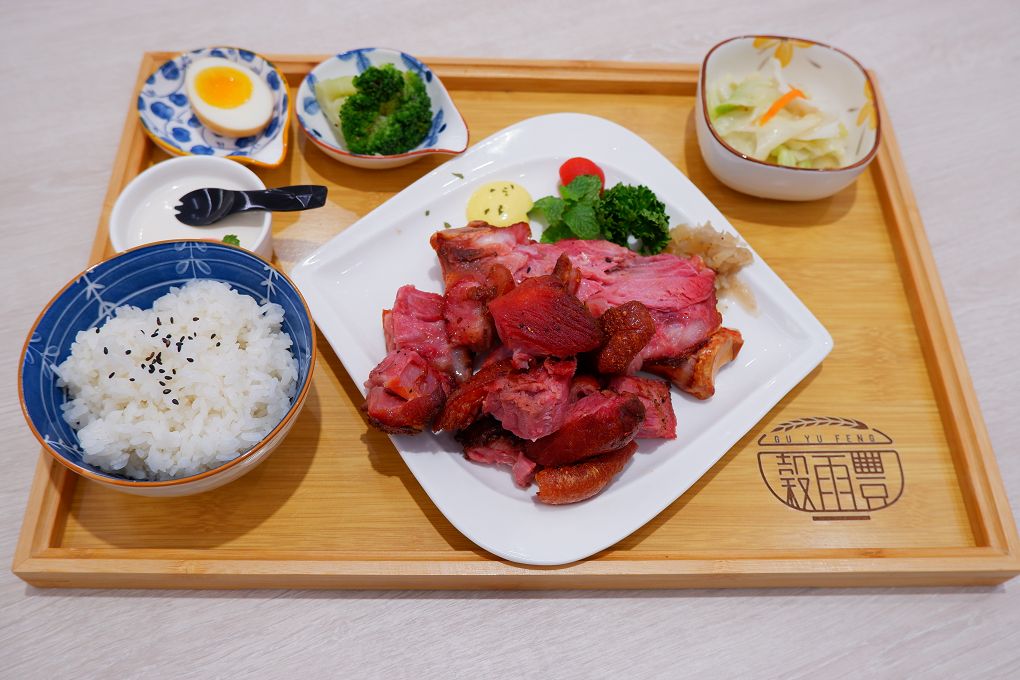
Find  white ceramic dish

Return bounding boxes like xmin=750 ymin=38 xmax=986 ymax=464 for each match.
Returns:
xmin=295 ymin=47 xmax=468 ymax=169
xmin=696 ymin=35 xmax=881 ymax=201
xmin=292 ymin=113 xmax=833 ymax=565
xmin=109 ymin=156 xmax=273 ymax=260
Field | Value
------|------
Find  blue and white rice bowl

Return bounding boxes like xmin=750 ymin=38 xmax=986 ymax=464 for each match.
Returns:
xmin=137 ymin=46 xmax=291 ymax=169
xmin=296 ymin=47 xmax=469 ymax=169
xmin=18 ymin=241 xmax=316 ymax=497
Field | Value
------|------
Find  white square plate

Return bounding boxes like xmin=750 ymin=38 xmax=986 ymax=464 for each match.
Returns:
xmin=291 ymin=113 xmax=832 ymax=566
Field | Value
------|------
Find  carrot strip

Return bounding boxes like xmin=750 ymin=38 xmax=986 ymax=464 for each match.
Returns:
xmin=757 ymin=87 xmax=805 ymax=126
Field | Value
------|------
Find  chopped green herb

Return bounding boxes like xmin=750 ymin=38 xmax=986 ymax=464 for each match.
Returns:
xmin=222 ymin=234 xmax=241 ymax=246
xmin=425 ymin=209 xmax=430 ymax=216
xmin=443 ymin=222 xmax=452 ymax=229
xmin=452 ymin=172 xmax=464 ymax=179
xmin=529 ymin=174 xmax=670 ymax=254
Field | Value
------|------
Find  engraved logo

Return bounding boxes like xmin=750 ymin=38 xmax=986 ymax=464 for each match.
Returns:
xmin=757 ymin=417 xmax=903 ymax=521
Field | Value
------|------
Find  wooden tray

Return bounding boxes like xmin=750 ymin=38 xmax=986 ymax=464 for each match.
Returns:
xmin=13 ymin=54 xmax=1020 ymax=588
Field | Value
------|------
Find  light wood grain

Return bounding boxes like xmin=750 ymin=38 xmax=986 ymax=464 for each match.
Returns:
xmin=4 ymin=0 xmax=1020 ymax=677
xmin=11 ymin=53 xmax=1018 ymax=589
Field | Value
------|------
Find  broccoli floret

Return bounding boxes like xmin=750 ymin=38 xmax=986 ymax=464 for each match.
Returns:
xmin=596 ymin=184 xmax=671 ymax=255
xmin=339 ymin=64 xmax=433 ymax=155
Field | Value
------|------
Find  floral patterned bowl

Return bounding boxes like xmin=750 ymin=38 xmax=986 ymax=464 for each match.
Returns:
xmin=696 ymin=36 xmax=881 ymax=201
xmin=296 ymin=47 xmax=469 ymax=169
xmin=18 ymin=241 xmax=316 ymax=497
xmin=137 ymin=46 xmax=291 ymax=169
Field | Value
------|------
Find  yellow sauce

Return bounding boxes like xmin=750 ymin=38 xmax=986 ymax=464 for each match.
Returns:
xmin=465 ymin=181 xmax=533 ymax=227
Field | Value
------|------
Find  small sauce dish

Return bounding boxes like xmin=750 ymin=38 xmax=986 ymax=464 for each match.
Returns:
xmin=109 ymin=156 xmax=272 ymax=259
xmin=696 ymin=35 xmax=881 ymax=201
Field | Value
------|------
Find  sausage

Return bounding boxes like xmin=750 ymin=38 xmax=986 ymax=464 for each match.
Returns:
xmin=536 ymin=441 xmax=638 ymax=504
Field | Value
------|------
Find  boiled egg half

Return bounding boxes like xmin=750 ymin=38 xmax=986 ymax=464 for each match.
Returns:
xmin=185 ymin=58 xmax=273 ymax=137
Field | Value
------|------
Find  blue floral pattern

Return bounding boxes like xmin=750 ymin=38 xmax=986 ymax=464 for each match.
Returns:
xmin=295 ymin=47 xmax=467 ymax=161
xmin=137 ymin=46 xmax=290 ymax=167
xmin=337 ymin=47 xmax=375 ymax=73
xmin=20 ymin=242 xmax=315 ymax=482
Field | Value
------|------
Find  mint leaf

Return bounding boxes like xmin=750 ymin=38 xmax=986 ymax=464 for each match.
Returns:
xmin=558 ymin=174 xmax=601 ymax=203
xmin=222 ymin=234 xmax=240 ymax=246
xmin=562 ymin=201 xmax=599 ymax=238
xmin=529 ymin=195 xmax=565 ymax=226
xmin=540 ymin=220 xmax=574 ymax=243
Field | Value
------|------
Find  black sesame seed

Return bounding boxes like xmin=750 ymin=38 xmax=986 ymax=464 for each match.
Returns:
xmin=150 ymin=330 xmax=159 ymax=338
xmin=129 ymin=378 xmax=135 ymax=382
xmin=172 ymin=399 xmax=179 ymax=405
xmin=170 ymin=317 xmax=174 ymax=324
xmin=125 ymin=349 xmax=131 ymax=355
xmin=159 ymin=381 xmax=165 ymax=386
xmin=145 ymin=352 xmax=155 ymax=361
xmin=187 ymin=358 xmax=194 ymax=363
xmin=163 ymin=389 xmax=171 ymax=395
xmin=159 ymin=369 xmax=165 ymax=374
xmin=140 ymin=364 xmax=146 ymax=369
xmin=192 ymin=317 xmax=199 ymax=321
xmin=211 ymin=333 xmax=216 ymax=339
xmin=172 ymin=369 xmax=177 ymax=375
xmin=95 ymin=328 xmax=100 ymax=334
xmin=156 ymin=317 xmax=161 ymax=326
xmin=108 ymin=372 xmax=115 ymax=379
xmin=148 ymin=365 xmax=156 ymax=374
xmin=215 ymin=342 xmax=221 ymax=347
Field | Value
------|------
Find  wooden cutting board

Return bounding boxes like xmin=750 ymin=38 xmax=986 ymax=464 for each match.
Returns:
xmin=13 ymin=54 xmax=1019 ymax=588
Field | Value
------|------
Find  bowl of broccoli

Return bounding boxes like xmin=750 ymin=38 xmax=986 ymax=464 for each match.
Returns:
xmin=296 ymin=48 xmax=469 ymax=169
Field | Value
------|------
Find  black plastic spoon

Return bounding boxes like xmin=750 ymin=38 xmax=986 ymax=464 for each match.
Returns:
xmin=174 ymin=185 xmax=328 ymax=226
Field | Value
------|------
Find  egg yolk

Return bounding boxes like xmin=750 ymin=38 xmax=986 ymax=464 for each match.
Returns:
xmin=466 ymin=181 xmax=534 ymax=227
xmin=195 ymin=66 xmax=252 ymax=109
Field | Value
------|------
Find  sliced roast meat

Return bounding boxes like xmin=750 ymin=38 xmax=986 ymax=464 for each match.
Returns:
xmin=430 ymin=222 xmax=530 ymax=353
xmin=434 ymin=359 xmax=514 ymax=433
xmin=441 ymin=263 xmax=516 ymax=353
xmin=483 ymin=357 xmax=575 ymax=440
xmin=608 ymin=375 xmax=677 ymax=439
xmin=524 ymin=390 xmax=644 ymax=467
xmin=644 ymin=327 xmax=744 ymax=400
xmin=535 ymin=441 xmax=638 ymax=505
xmin=384 ymin=285 xmax=471 ymax=382
xmin=488 ymin=275 xmax=603 ymax=357
xmin=552 ymin=253 xmax=581 ymax=296
xmin=362 ymin=349 xmax=447 ymax=434
xmin=456 ymin=417 xmax=537 ymax=487
xmin=569 ymin=374 xmax=602 ymax=402
xmin=430 ymin=220 xmax=533 ymax=283
xmin=596 ymin=301 xmax=656 ymax=374
xmin=582 ymin=253 xmax=717 ymax=317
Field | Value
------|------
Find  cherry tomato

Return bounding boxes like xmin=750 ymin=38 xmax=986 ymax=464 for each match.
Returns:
xmin=559 ymin=157 xmax=605 ymax=191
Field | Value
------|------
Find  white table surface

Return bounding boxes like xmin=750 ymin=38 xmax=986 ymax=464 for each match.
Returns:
xmin=3 ymin=0 xmax=1019 ymax=677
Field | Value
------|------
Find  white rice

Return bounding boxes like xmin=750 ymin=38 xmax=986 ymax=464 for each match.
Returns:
xmin=54 ymin=279 xmax=298 ymax=480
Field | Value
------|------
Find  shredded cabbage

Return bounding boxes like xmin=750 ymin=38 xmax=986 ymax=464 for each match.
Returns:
xmin=708 ymin=60 xmax=848 ymax=169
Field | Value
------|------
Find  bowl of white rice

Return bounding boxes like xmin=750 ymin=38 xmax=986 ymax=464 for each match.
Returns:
xmin=19 ymin=240 xmax=316 ymax=497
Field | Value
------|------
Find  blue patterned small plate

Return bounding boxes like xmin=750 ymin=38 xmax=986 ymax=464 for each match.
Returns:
xmin=296 ymin=48 xmax=469 ymax=169
xmin=18 ymin=241 xmax=316 ymax=496
xmin=137 ymin=47 xmax=291 ymax=169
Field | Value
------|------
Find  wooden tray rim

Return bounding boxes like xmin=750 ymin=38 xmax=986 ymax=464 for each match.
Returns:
xmin=12 ymin=53 xmax=1020 ymax=589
